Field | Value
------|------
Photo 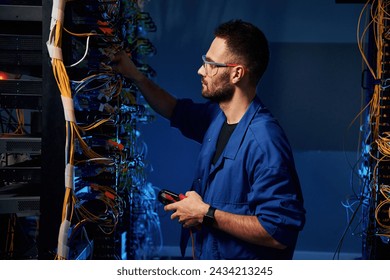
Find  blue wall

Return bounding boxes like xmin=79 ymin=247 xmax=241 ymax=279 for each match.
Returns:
xmin=138 ymin=0 xmax=365 ymax=259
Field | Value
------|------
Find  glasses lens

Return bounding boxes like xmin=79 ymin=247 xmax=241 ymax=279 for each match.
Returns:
xmin=204 ymin=63 xmax=210 ymax=75
xmin=202 ymin=55 xmax=208 ymax=75
xmin=202 ymin=55 xmax=219 ymax=76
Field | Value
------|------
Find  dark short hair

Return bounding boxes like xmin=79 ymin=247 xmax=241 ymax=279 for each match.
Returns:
xmin=214 ymin=19 xmax=269 ymax=86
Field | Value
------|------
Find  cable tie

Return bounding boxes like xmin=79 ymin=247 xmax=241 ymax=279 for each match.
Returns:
xmin=61 ymin=96 xmax=76 ymax=123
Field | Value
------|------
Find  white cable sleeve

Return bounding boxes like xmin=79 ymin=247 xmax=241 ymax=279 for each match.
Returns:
xmin=61 ymin=96 xmax=76 ymax=123
xmin=47 ymin=0 xmax=66 ymax=59
xmin=65 ymin=163 xmax=74 ymax=191
xmin=57 ymin=220 xmax=71 ymax=259
xmin=46 ymin=44 xmax=63 ymax=60
xmin=51 ymin=0 xmax=66 ymax=24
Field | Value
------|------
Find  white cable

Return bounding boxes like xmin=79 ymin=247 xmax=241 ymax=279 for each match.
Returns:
xmin=66 ymin=36 xmax=90 ymax=68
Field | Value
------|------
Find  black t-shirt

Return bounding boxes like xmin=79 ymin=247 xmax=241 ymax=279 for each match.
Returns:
xmin=212 ymin=121 xmax=238 ymax=165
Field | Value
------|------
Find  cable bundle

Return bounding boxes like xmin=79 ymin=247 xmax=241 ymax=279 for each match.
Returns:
xmin=47 ymin=0 xmax=161 ymax=260
xmin=352 ymin=0 xmax=390 ymax=258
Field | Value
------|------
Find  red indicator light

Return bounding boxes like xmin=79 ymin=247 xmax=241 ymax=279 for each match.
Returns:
xmin=0 ymin=72 xmax=8 ymax=80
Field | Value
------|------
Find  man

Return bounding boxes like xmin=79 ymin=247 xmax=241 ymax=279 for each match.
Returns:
xmin=112 ymin=19 xmax=305 ymax=259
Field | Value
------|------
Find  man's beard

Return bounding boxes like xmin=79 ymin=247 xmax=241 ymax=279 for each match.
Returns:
xmin=201 ymin=72 xmax=234 ymax=103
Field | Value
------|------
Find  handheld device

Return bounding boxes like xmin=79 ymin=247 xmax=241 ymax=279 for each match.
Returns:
xmin=158 ymin=189 xmax=186 ymax=205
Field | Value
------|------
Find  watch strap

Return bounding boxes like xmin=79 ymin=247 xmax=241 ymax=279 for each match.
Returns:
xmin=203 ymin=206 xmax=216 ymax=227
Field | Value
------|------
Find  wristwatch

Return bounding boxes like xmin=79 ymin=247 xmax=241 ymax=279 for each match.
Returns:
xmin=203 ymin=206 xmax=216 ymax=227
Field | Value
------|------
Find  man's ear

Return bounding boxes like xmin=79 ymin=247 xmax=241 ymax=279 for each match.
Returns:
xmin=231 ymin=65 xmax=245 ymax=84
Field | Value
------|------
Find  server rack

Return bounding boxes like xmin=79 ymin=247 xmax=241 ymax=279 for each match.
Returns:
xmin=0 ymin=0 xmax=44 ymax=259
xmin=0 ymin=0 xmax=161 ymax=260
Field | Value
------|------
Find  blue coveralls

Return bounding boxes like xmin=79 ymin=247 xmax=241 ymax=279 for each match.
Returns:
xmin=171 ymin=96 xmax=306 ymax=259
